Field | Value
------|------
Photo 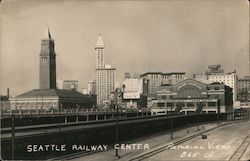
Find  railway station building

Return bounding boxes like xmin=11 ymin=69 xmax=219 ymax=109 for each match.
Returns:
xmin=9 ymin=89 xmax=96 ymax=110
xmin=152 ymin=78 xmax=233 ymax=113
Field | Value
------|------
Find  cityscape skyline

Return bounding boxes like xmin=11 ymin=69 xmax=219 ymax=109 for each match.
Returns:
xmin=0 ymin=0 xmax=249 ymax=96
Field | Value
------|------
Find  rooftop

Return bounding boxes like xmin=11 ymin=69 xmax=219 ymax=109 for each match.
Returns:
xmin=16 ymin=89 xmax=94 ymax=99
xmin=140 ymin=72 xmax=185 ymax=77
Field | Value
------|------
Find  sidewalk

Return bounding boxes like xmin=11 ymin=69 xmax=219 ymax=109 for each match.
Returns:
xmin=70 ymin=122 xmax=220 ymax=161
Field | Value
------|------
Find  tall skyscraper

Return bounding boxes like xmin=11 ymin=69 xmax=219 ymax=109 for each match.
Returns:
xmin=95 ymin=34 xmax=105 ymax=69
xmin=95 ymin=35 xmax=116 ymax=106
xmin=39 ymin=30 xmax=56 ymax=89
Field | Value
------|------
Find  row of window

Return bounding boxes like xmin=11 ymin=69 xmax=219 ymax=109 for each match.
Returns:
xmin=149 ymin=75 xmax=184 ymax=79
xmin=207 ymin=86 xmax=220 ymax=90
xmin=41 ymin=57 xmax=49 ymax=62
xmin=209 ymin=75 xmax=234 ymax=79
xmin=157 ymin=102 xmax=216 ymax=107
xmin=159 ymin=93 xmax=221 ymax=100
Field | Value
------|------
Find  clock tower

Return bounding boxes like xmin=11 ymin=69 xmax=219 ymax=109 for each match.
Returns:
xmin=39 ymin=29 xmax=56 ymax=89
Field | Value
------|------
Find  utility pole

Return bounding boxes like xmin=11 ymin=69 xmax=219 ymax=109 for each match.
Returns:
xmin=41 ymin=95 xmax=43 ymax=110
xmin=114 ymin=88 xmax=120 ymax=159
xmin=36 ymin=95 xmax=37 ymax=110
xmin=11 ymin=112 xmax=15 ymax=160
xmin=59 ymin=103 xmax=62 ymax=132
xmin=170 ymin=118 xmax=173 ymax=139
xmin=197 ymin=113 xmax=200 ymax=131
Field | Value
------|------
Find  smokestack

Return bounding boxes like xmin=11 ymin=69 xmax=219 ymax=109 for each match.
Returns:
xmin=7 ymin=88 xmax=9 ymax=98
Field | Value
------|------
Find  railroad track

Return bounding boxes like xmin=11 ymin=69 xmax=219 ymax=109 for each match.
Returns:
xmin=49 ymin=150 xmax=102 ymax=161
xmin=49 ymin=120 xmax=243 ymax=161
xmin=128 ymin=121 xmax=241 ymax=161
xmin=228 ymin=135 xmax=250 ymax=161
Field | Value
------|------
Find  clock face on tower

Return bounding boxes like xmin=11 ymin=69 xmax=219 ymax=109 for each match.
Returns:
xmin=41 ymin=45 xmax=49 ymax=53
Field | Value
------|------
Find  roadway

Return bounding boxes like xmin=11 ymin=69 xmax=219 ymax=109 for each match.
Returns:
xmin=51 ymin=120 xmax=249 ymax=161
xmin=58 ymin=122 xmax=220 ymax=161
xmin=144 ymin=120 xmax=250 ymax=161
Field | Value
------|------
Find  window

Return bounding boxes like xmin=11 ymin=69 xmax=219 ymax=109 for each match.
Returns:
xmin=214 ymin=86 xmax=219 ymax=90
xmin=167 ymin=103 xmax=174 ymax=107
xmin=187 ymin=103 xmax=194 ymax=107
xmin=176 ymin=102 xmax=185 ymax=107
xmin=157 ymin=103 xmax=165 ymax=107
xmin=208 ymin=102 xmax=216 ymax=106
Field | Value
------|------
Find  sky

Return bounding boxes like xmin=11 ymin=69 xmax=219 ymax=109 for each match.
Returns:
xmin=0 ymin=0 xmax=249 ymax=96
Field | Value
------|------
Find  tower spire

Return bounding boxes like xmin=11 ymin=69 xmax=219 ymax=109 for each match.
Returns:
xmin=95 ymin=34 xmax=105 ymax=69
xmin=48 ymin=28 xmax=52 ymax=39
xmin=96 ymin=34 xmax=104 ymax=48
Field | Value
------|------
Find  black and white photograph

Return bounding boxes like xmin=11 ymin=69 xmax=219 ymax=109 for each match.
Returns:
xmin=0 ymin=0 xmax=250 ymax=160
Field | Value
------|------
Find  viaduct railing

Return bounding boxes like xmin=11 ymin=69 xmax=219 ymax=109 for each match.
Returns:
xmin=1 ymin=108 xmax=150 ymax=116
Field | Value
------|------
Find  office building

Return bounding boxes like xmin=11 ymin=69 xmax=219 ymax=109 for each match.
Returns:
xmin=0 ymin=88 xmax=10 ymax=110
xmin=87 ymin=80 xmax=96 ymax=95
xmin=195 ymin=65 xmax=238 ymax=101
xmin=140 ymin=72 xmax=186 ymax=95
xmin=237 ymin=76 xmax=250 ymax=102
xmin=63 ymin=80 xmax=78 ymax=90
xmin=122 ymin=75 xmax=148 ymax=108
xmin=95 ymin=35 xmax=116 ymax=106
xmin=57 ymin=79 xmax=79 ymax=91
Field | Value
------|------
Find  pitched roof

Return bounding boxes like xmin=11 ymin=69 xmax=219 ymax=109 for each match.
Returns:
xmin=173 ymin=78 xmax=208 ymax=86
xmin=16 ymin=89 xmax=93 ymax=99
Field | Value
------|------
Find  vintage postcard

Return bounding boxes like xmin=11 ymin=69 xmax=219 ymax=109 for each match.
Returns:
xmin=0 ymin=0 xmax=249 ymax=160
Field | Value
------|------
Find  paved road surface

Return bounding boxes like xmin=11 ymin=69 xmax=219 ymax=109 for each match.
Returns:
xmin=69 ymin=123 xmax=218 ymax=161
xmin=146 ymin=120 xmax=250 ymax=161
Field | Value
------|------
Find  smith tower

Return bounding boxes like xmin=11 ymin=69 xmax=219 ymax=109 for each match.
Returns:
xmin=95 ymin=35 xmax=116 ymax=106
xmin=95 ymin=34 xmax=105 ymax=69
xmin=39 ymin=30 xmax=56 ymax=89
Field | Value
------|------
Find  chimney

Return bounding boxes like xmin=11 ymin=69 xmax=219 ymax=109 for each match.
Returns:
xmin=7 ymin=88 xmax=9 ymax=98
